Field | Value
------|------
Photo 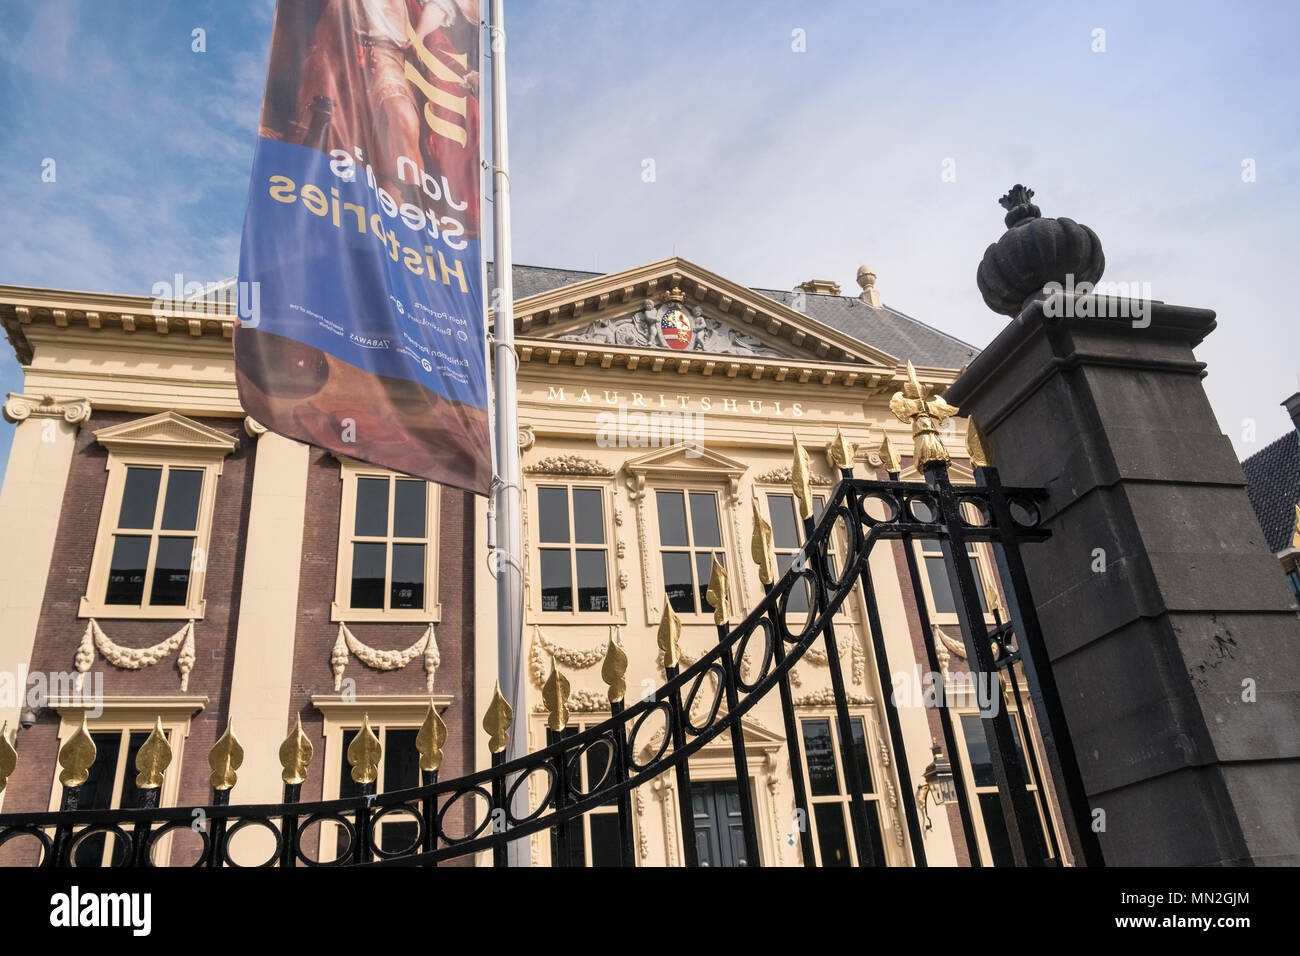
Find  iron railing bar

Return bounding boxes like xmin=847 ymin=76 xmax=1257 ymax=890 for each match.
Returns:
xmin=664 ymin=660 xmax=699 ymax=867
xmin=719 ymin=621 xmax=762 ymax=866
xmin=764 ymin=583 xmax=817 ymax=866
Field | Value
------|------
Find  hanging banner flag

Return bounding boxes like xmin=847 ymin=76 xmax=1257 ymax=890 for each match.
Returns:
xmin=235 ymin=0 xmax=489 ymax=494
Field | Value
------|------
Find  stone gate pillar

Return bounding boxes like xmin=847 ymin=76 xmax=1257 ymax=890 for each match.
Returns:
xmin=946 ymin=186 xmax=1300 ymax=866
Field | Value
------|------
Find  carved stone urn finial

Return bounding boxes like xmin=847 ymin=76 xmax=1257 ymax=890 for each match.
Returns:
xmin=976 ymin=184 xmax=1105 ymax=317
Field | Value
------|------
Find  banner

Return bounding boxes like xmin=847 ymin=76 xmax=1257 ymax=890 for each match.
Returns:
xmin=236 ymin=0 xmax=489 ymax=495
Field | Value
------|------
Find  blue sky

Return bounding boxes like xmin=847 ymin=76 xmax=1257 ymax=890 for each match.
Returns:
xmin=2 ymin=0 xmax=1298 ymax=488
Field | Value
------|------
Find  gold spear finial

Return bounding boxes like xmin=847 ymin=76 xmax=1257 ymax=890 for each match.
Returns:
xmin=983 ymin=579 xmax=1002 ymax=615
xmin=543 ymin=657 xmax=571 ymax=733
xmin=135 ymin=717 xmax=172 ymax=790
xmin=347 ymin=715 xmax=382 ymax=785
xmin=751 ymin=498 xmax=777 ymax=586
xmin=705 ymin=555 xmax=730 ymax=626
xmin=1292 ymin=504 xmax=1300 ymax=550
xmin=657 ymin=597 xmax=682 ymax=669
xmin=791 ymin=431 xmax=814 ymax=519
xmin=827 ymin=427 xmax=854 ymax=470
xmin=208 ymin=720 xmax=244 ymax=792
xmin=415 ymin=701 xmax=447 ymax=773
xmin=0 ymin=723 xmax=17 ymax=795
xmin=602 ymin=632 xmax=628 ymax=704
xmin=966 ymin=418 xmax=990 ymax=468
xmin=483 ymin=682 xmax=514 ymax=755
xmin=58 ymin=716 xmax=97 ymax=788
xmin=878 ymin=433 xmax=903 ymax=474
xmin=279 ymin=714 xmax=314 ymax=785
xmin=889 ymin=361 xmax=959 ymax=470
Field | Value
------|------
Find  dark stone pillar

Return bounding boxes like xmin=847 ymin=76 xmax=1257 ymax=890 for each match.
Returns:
xmin=947 ymin=295 xmax=1300 ymax=866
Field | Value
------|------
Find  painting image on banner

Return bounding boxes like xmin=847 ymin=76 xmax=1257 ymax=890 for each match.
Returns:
xmin=236 ymin=0 xmax=489 ymax=494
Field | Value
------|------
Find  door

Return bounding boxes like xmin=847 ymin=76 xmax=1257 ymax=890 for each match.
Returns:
xmin=691 ymin=780 xmax=750 ymax=867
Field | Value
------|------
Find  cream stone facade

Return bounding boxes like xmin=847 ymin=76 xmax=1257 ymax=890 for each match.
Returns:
xmin=0 ymin=257 xmax=1053 ymax=866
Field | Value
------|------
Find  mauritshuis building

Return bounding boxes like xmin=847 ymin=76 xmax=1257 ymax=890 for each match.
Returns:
xmin=0 ymin=256 xmax=1077 ymax=867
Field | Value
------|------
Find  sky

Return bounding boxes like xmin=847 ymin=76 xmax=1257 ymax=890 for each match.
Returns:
xmin=1 ymin=0 xmax=1297 ymax=489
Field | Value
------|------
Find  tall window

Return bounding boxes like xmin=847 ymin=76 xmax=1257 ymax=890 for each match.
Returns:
xmin=765 ymin=492 xmax=828 ymax=613
xmin=917 ymin=539 xmax=988 ymax=617
xmin=955 ymin=709 xmax=1054 ymax=867
xmin=336 ymin=725 xmax=421 ymax=856
xmin=334 ymin=462 xmax=440 ymax=622
xmin=657 ymin=489 xmax=725 ymax=615
xmin=537 ymin=486 xmax=610 ymax=613
xmin=549 ymin=721 xmax=623 ymax=866
xmin=72 ymin=728 xmax=172 ymax=866
xmin=799 ymin=715 xmax=888 ymax=866
xmin=103 ymin=466 xmax=203 ymax=608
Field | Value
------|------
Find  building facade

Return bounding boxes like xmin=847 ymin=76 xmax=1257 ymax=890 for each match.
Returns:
xmin=0 ymin=257 xmax=1062 ymax=866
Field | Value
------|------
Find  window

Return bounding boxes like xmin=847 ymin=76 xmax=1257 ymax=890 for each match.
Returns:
xmin=799 ymin=715 xmax=888 ymax=866
xmin=337 ymin=725 xmax=421 ymax=855
xmin=548 ymin=720 xmax=624 ymax=867
xmin=72 ymin=728 xmax=172 ymax=866
xmin=657 ymin=489 xmax=726 ymax=616
xmin=954 ymin=709 xmax=1055 ymax=867
xmin=537 ymin=485 xmax=611 ymax=614
xmin=333 ymin=460 xmax=441 ymax=622
xmin=917 ymin=539 xmax=989 ymax=618
xmin=765 ymin=492 xmax=829 ymax=614
xmin=80 ymin=412 xmax=236 ymax=620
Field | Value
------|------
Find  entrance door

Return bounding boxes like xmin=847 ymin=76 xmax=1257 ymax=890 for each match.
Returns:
xmin=691 ymin=780 xmax=751 ymax=867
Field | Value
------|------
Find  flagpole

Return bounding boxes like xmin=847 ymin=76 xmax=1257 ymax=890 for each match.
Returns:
xmin=488 ymin=0 xmax=529 ymax=867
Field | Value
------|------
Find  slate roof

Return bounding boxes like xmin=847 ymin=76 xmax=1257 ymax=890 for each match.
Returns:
xmin=1242 ymin=427 xmax=1300 ymax=553
xmin=490 ymin=263 xmax=980 ymax=370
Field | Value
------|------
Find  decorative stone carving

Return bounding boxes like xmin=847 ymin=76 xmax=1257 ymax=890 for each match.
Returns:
xmin=792 ymin=687 xmax=873 ymax=707
xmin=754 ymin=465 xmax=832 ymax=486
xmin=518 ymin=424 xmax=535 ymax=451
xmin=3 ymin=393 xmax=91 ymax=426
xmin=523 ymin=454 xmax=614 ymax=477
xmin=243 ymin=416 xmax=268 ymax=437
xmin=559 ymin=302 xmax=785 ymax=357
xmin=529 ymin=626 xmax=610 ymax=686
xmin=74 ymin=619 xmax=195 ymax=691
xmin=331 ymin=622 xmax=439 ymax=693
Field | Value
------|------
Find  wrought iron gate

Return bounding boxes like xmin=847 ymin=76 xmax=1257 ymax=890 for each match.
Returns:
xmin=0 ymin=370 xmax=1105 ymax=868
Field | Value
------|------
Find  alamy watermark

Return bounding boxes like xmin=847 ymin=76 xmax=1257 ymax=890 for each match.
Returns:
xmin=596 ymin=406 xmax=705 ymax=457
xmin=0 ymin=669 xmax=103 ymax=718
xmin=1042 ymin=274 xmax=1153 ymax=328
xmin=151 ymin=272 xmax=261 ymax=328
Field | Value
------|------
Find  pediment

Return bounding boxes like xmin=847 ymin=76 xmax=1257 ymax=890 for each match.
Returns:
xmin=93 ymin=411 xmax=239 ymax=457
xmin=622 ymin=442 xmax=748 ymax=499
xmin=511 ymin=257 xmax=898 ymax=368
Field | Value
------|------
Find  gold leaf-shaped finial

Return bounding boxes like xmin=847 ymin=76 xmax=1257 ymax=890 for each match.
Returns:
xmin=279 ymin=714 xmax=314 ymax=785
xmin=208 ymin=720 xmax=244 ymax=791
xmin=602 ymin=633 xmax=628 ymax=703
xmin=483 ymin=682 xmax=514 ymax=755
xmin=135 ymin=717 xmax=172 ymax=790
xmin=791 ymin=431 xmax=814 ymax=519
xmin=879 ymin=433 xmax=903 ymax=474
xmin=543 ymin=658 xmax=571 ymax=733
xmin=348 ymin=715 xmax=382 ymax=785
xmin=58 ymin=717 xmax=97 ymax=788
xmin=983 ymin=579 xmax=1002 ymax=615
xmin=705 ymin=555 xmax=730 ymax=626
xmin=751 ymin=498 xmax=777 ymax=586
xmin=0 ymin=723 xmax=16 ymax=795
xmin=827 ymin=427 xmax=854 ymax=470
xmin=657 ymin=597 xmax=682 ymax=668
xmin=415 ymin=702 xmax=447 ymax=773
xmin=1292 ymin=505 xmax=1300 ymax=550
xmin=966 ymin=419 xmax=989 ymax=468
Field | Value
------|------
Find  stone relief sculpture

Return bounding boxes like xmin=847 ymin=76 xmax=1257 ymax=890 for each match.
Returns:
xmin=560 ymin=299 xmax=784 ymax=357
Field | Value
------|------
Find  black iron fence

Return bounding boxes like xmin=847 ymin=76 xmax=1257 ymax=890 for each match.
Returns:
xmin=0 ymin=419 xmax=1104 ymax=868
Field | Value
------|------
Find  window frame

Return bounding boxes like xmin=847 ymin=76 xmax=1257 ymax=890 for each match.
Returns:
xmin=651 ymin=483 xmax=734 ymax=623
xmin=795 ymin=708 xmax=894 ymax=867
xmin=79 ymin=413 xmax=236 ymax=621
xmin=528 ymin=480 xmax=619 ymax=623
xmin=332 ymin=457 xmax=442 ymax=624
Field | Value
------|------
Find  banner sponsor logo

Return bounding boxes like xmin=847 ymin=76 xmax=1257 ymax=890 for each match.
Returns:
xmin=236 ymin=0 xmax=488 ymax=494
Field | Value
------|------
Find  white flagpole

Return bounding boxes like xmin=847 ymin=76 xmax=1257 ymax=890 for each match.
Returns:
xmin=488 ymin=0 xmax=529 ymax=867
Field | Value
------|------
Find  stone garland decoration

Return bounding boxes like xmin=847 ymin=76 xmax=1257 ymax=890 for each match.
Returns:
xmin=633 ymin=787 xmax=651 ymax=862
xmin=792 ymin=687 xmax=873 ymax=707
xmin=754 ymin=465 xmax=832 ymax=487
xmin=74 ymin=619 xmax=196 ymax=692
xmin=529 ymin=626 xmax=611 ymax=687
xmin=331 ymin=622 xmax=439 ymax=693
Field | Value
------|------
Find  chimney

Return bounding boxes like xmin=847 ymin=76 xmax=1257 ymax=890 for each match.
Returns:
xmin=796 ymin=278 xmax=841 ymax=296
xmin=1284 ymin=392 xmax=1300 ymax=433
xmin=856 ymin=265 xmax=881 ymax=307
